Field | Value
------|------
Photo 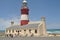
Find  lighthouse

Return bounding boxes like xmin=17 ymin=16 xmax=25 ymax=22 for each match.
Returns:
xmin=20 ymin=0 xmax=29 ymax=26
xmin=5 ymin=0 xmax=48 ymax=37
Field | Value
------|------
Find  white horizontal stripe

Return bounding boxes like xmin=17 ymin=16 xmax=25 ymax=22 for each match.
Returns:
xmin=21 ymin=15 xmax=29 ymax=20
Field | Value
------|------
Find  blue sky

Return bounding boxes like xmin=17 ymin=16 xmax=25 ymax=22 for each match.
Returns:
xmin=0 ymin=0 xmax=60 ymax=30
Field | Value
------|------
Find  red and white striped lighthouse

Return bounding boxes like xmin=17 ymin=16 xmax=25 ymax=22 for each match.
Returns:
xmin=20 ymin=0 xmax=29 ymax=26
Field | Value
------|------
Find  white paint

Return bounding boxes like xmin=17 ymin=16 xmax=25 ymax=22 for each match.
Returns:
xmin=21 ymin=15 xmax=29 ymax=20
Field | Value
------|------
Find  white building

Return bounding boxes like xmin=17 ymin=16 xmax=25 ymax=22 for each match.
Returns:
xmin=5 ymin=17 xmax=48 ymax=37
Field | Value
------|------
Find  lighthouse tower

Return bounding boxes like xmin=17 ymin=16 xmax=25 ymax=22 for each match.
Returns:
xmin=20 ymin=0 xmax=29 ymax=26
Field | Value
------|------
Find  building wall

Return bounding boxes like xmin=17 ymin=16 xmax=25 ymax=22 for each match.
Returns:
xmin=38 ymin=21 xmax=48 ymax=37
xmin=5 ymin=17 xmax=48 ymax=37
xmin=5 ymin=28 xmax=40 ymax=37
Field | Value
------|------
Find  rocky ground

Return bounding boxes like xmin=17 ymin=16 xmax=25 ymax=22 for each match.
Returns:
xmin=0 ymin=36 xmax=60 ymax=40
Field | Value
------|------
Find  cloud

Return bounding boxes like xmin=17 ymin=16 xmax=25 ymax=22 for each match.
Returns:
xmin=0 ymin=18 xmax=10 ymax=30
xmin=0 ymin=16 xmax=20 ymax=30
xmin=47 ymin=23 xmax=60 ymax=29
xmin=0 ymin=15 xmax=60 ymax=30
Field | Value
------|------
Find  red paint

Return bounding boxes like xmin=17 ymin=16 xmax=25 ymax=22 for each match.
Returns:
xmin=21 ymin=20 xmax=29 ymax=26
xmin=20 ymin=8 xmax=29 ymax=26
xmin=20 ymin=1 xmax=29 ymax=26
xmin=21 ymin=8 xmax=29 ymax=14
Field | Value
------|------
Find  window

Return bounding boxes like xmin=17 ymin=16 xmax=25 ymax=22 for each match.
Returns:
xmin=16 ymin=30 xmax=17 ymax=32
xmin=12 ymin=30 xmax=14 ymax=33
xmin=16 ymin=30 xmax=19 ymax=32
xmin=35 ymin=29 xmax=37 ymax=33
xmin=29 ymin=29 xmax=31 ymax=33
xmin=18 ymin=31 xmax=19 ymax=32
xmin=24 ymin=30 xmax=26 ymax=31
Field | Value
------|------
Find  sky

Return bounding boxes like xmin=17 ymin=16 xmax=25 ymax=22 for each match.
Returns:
xmin=0 ymin=0 xmax=60 ymax=30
